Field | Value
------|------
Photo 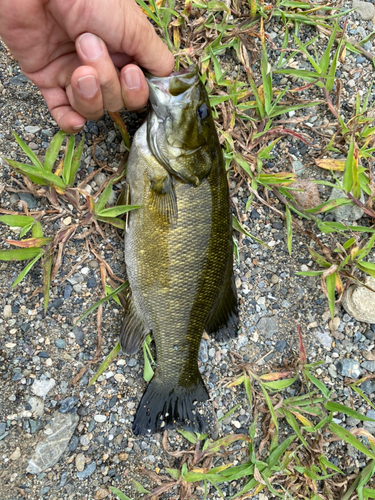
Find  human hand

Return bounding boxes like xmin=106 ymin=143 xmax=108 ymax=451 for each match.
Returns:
xmin=0 ymin=0 xmax=175 ymax=133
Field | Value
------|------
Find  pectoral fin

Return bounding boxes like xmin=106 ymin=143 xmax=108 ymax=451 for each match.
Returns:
xmin=120 ymin=292 xmax=150 ymax=355
xmin=149 ymin=184 xmax=178 ymax=225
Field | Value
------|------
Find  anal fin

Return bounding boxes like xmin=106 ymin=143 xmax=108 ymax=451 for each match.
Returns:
xmin=119 ymin=292 xmax=150 ymax=355
xmin=205 ymin=273 xmax=238 ymax=343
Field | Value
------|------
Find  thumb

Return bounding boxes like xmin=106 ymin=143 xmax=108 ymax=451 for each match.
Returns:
xmin=119 ymin=0 xmax=175 ymax=76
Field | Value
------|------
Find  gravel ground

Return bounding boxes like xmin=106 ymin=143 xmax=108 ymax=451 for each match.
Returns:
xmin=1 ymin=2 xmax=375 ymax=499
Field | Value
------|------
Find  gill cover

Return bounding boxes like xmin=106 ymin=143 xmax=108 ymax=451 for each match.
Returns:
xmin=146 ymin=65 xmax=215 ymax=186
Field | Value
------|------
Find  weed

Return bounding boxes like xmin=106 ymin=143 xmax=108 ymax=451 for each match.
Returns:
xmin=112 ymin=327 xmax=375 ymax=499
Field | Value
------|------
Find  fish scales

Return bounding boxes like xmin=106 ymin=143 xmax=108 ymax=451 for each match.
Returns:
xmin=120 ymin=65 xmax=238 ymax=435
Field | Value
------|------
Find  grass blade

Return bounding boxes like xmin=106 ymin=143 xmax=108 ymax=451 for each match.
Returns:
xmin=0 ymin=215 xmax=35 ymax=227
xmin=13 ymin=132 xmax=43 ymax=169
xmin=68 ymin=135 xmax=85 ymax=185
xmin=88 ymin=341 xmax=121 ymax=387
xmin=96 ymin=205 xmax=141 ymax=217
xmin=43 ymin=253 xmax=53 ymax=313
xmin=62 ymin=135 xmax=75 ymax=185
xmin=12 ymin=254 xmax=42 ymax=287
xmin=285 ymin=204 xmax=292 ymax=255
xmin=109 ymin=487 xmax=132 ymax=500
xmin=0 ymin=248 xmax=42 ymax=261
xmin=96 ymin=180 xmax=114 ymax=213
xmin=44 ymin=131 xmax=66 ymax=172
xmin=329 ymin=423 xmax=375 ymax=460
xmin=325 ymin=402 xmax=375 ymax=422
xmin=74 ymin=282 xmax=128 ymax=326
xmin=5 ymin=159 xmax=48 ymax=186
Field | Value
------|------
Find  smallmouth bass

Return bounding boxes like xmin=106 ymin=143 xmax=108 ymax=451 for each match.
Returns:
xmin=120 ymin=65 xmax=238 ymax=436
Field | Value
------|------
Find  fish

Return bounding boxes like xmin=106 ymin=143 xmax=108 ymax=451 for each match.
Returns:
xmin=120 ymin=65 xmax=238 ymax=436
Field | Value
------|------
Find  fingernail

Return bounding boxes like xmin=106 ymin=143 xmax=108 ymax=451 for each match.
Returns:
xmin=78 ymin=33 xmax=103 ymax=60
xmin=72 ymin=124 xmax=85 ymax=131
xmin=77 ymin=75 xmax=98 ymax=98
xmin=122 ymin=67 xmax=142 ymax=89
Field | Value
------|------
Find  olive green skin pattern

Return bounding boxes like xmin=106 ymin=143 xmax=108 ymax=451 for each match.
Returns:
xmin=123 ymin=66 xmax=235 ymax=435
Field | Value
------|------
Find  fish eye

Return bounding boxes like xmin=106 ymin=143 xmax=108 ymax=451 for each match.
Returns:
xmin=197 ymin=103 xmax=208 ymax=120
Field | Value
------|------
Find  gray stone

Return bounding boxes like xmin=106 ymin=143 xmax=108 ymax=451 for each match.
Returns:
xmin=59 ymin=397 xmax=79 ymax=414
xmin=29 ymin=419 xmax=45 ymax=434
xmin=107 ymin=130 xmax=117 ymax=143
xmin=55 ymin=339 xmax=66 ymax=349
xmin=108 ymin=189 xmax=117 ymax=206
xmin=364 ymin=410 xmax=375 ymax=429
xmin=328 ymin=187 xmax=365 ymax=222
xmin=361 ymin=379 xmax=375 ymax=395
xmin=257 ymin=316 xmax=278 ymax=338
xmin=77 ymin=462 xmax=96 ymax=479
xmin=364 ymin=329 xmax=375 ymax=340
xmin=31 ymin=379 xmax=56 ymax=398
xmin=87 ymin=277 xmax=97 ymax=288
xmin=25 ymin=126 xmax=41 ymax=134
xmin=328 ymin=364 xmax=337 ymax=378
xmin=69 ymin=436 xmax=79 ymax=452
xmin=237 ymin=334 xmax=248 ymax=348
xmin=18 ymin=193 xmax=37 ymax=209
xmin=74 ymin=328 xmax=84 ymax=346
xmin=353 ymin=0 xmax=375 ymax=20
xmin=342 ymin=276 xmax=375 ymax=323
xmin=0 ymin=423 xmax=6 ymax=435
xmin=361 ymin=361 xmax=375 ymax=373
xmin=127 ymin=358 xmax=137 ymax=367
xmin=346 ymin=417 xmax=360 ymax=427
xmin=199 ymin=340 xmax=208 ymax=362
xmin=316 ymin=330 xmax=332 ymax=349
xmin=275 ymin=340 xmax=286 ymax=352
xmin=28 ymin=397 xmax=44 ymax=417
xmin=94 ymin=172 xmax=107 ymax=185
xmin=9 ymin=193 xmax=19 ymax=204
xmin=26 ymin=411 xmax=79 ymax=473
xmin=9 ymin=73 xmax=30 ymax=85
xmin=293 ymin=160 xmax=305 ymax=175
xmin=80 ymin=434 xmax=90 ymax=446
xmin=336 ymin=359 xmax=362 ymax=378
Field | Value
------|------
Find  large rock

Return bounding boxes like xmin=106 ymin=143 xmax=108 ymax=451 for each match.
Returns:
xmin=353 ymin=0 xmax=375 ymax=20
xmin=328 ymin=187 xmax=365 ymax=222
xmin=342 ymin=276 xmax=375 ymax=323
xmin=26 ymin=411 xmax=79 ymax=473
xmin=336 ymin=359 xmax=362 ymax=378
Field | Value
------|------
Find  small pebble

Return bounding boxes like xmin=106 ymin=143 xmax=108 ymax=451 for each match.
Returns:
xmin=59 ymin=397 xmax=79 ymax=414
xmin=76 ymin=453 xmax=86 ymax=472
xmin=94 ymin=415 xmax=107 ymax=423
xmin=55 ymin=339 xmax=66 ymax=349
xmin=77 ymin=462 xmax=96 ymax=479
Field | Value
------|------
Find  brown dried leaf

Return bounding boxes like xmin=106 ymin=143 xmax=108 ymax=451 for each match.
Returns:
xmin=254 ymin=465 xmax=267 ymax=486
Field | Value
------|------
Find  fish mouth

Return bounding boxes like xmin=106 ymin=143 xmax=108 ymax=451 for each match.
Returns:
xmin=146 ymin=65 xmax=199 ymax=103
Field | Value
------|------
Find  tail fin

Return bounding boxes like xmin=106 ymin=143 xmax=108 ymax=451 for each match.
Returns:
xmin=132 ymin=373 xmax=216 ymax=436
